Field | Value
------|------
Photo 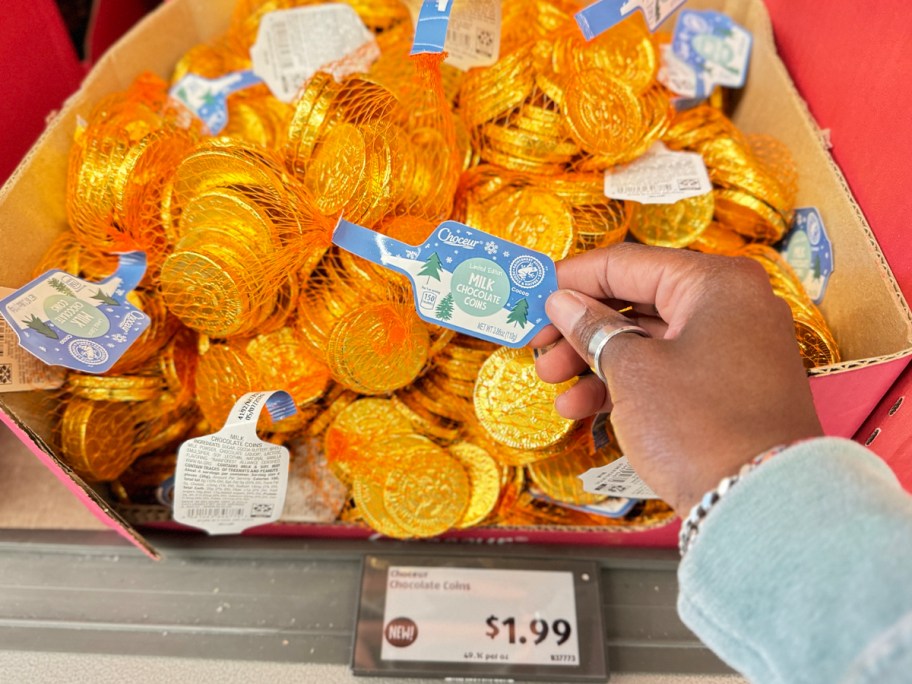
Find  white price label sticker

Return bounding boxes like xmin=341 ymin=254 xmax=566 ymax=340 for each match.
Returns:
xmin=579 ymin=455 xmax=660 ymax=500
xmin=355 ymin=556 xmax=607 ymax=680
xmin=251 ymin=4 xmax=379 ymax=102
xmin=381 ymin=566 xmax=579 ymax=665
xmin=604 ymin=141 xmax=711 ymax=204
xmin=173 ymin=390 xmax=296 ymax=535
xmin=0 ymin=287 xmax=66 ymax=392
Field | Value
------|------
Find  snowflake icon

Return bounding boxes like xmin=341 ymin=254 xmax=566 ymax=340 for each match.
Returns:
xmin=445 ymin=256 xmax=453 ymax=264
xmin=111 ymin=333 xmax=127 ymax=343
xmin=106 ymin=343 xmax=115 ymax=348
xmin=503 ymin=250 xmax=510 ymax=258
xmin=484 ymin=241 xmax=498 ymax=255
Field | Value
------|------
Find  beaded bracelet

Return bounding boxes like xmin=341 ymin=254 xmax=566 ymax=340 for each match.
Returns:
xmin=678 ymin=443 xmax=795 ymax=557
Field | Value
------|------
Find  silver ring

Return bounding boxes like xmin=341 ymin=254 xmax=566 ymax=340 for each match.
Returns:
xmin=587 ymin=324 xmax=649 ymax=382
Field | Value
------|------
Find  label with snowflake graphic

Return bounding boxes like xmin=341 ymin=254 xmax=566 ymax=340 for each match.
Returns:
xmin=575 ymin=0 xmax=687 ymax=40
xmin=0 ymin=252 xmax=150 ymax=374
xmin=781 ymin=208 xmax=834 ymax=304
xmin=333 ymin=218 xmax=558 ymax=347
xmin=174 ymin=391 xmax=296 ymax=535
xmin=672 ymin=10 xmax=752 ymax=100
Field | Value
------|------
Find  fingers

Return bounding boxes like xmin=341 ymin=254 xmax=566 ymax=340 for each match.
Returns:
xmin=554 ymin=375 xmax=610 ymax=419
xmin=535 ymin=338 xmax=588 ymax=383
xmin=554 ymin=243 xmax=724 ymax=332
xmin=542 ymin=289 xmax=650 ymax=377
xmin=528 ymin=324 xmax=562 ymax=348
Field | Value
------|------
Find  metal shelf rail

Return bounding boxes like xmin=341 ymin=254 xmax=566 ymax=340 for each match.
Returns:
xmin=0 ymin=530 xmax=731 ymax=677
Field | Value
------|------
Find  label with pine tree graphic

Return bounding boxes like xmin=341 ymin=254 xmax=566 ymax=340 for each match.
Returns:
xmin=781 ymin=207 xmax=834 ymax=304
xmin=0 ymin=252 xmax=150 ymax=373
xmin=672 ymin=10 xmax=752 ymax=99
xmin=332 ymin=218 xmax=557 ymax=347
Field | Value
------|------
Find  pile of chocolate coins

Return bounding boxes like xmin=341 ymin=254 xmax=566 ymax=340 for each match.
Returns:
xmin=39 ymin=0 xmax=838 ymax=538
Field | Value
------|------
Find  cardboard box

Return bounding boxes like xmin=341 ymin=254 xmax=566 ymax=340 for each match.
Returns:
xmin=2 ymin=0 xmax=910 ymax=558
xmin=855 ymin=365 xmax=912 ymax=493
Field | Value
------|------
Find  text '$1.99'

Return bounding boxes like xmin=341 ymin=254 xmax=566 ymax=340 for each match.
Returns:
xmin=484 ymin=615 xmax=573 ymax=646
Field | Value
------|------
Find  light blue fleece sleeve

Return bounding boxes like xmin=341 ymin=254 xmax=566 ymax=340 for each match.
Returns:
xmin=677 ymin=437 xmax=912 ymax=684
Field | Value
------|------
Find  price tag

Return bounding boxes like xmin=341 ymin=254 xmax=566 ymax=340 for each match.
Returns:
xmin=354 ymin=555 xmax=607 ymax=681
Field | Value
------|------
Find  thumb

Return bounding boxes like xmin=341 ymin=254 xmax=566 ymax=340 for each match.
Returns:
xmin=545 ymin=289 xmax=650 ymax=377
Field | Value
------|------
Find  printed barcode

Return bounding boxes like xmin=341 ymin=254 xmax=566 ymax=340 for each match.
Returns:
xmin=182 ymin=506 xmax=245 ymax=519
xmin=618 ymin=183 xmax=673 ymax=195
xmin=446 ymin=29 xmax=473 ymax=48
xmin=594 ymin=464 xmax=637 ymax=493
xmin=0 ymin=328 xmax=5 ymax=355
xmin=273 ymin=23 xmax=295 ymax=71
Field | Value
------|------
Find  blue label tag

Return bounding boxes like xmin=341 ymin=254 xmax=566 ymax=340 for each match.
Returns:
xmin=170 ymin=69 xmax=263 ymax=134
xmin=333 ymin=218 xmax=558 ymax=348
xmin=781 ymin=208 xmax=834 ymax=304
xmin=0 ymin=252 xmax=150 ymax=374
xmin=410 ymin=0 xmax=454 ymax=55
xmin=672 ymin=10 xmax=752 ymax=99
xmin=575 ymin=0 xmax=687 ymax=40
xmin=529 ymin=487 xmax=638 ymax=519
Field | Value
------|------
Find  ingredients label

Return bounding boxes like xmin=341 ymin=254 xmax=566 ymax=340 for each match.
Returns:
xmin=604 ymin=141 xmax=711 ymax=204
xmin=405 ymin=0 xmax=500 ymax=70
xmin=0 ymin=287 xmax=66 ymax=392
xmin=578 ymin=456 xmax=660 ymax=500
xmin=251 ymin=4 xmax=379 ymax=102
xmin=173 ymin=391 xmax=297 ymax=535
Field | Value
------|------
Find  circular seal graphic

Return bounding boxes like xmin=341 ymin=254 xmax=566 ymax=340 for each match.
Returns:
xmin=384 ymin=617 xmax=419 ymax=648
xmin=68 ymin=339 xmax=109 ymax=366
xmin=509 ymin=255 xmax=546 ymax=289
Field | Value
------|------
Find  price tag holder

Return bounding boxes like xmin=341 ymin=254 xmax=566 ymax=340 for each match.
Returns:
xmin=353 ymin=555 xmax=607 ymax=681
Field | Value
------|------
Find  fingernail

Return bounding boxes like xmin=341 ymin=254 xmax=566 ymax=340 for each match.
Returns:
xmin=546 ymin=289 xmax=587 ymax=335
xmin=533 ymin=342 xmax=558 ymax=359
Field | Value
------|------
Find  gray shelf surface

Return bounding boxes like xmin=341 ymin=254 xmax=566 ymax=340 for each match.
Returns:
xmin=0 ymin=529 xmax=737 ymax=682
xmin=0 ymin=424 xmax=741 ymax=682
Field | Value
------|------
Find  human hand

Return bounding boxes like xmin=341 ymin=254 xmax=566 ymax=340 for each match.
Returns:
xmin=531 ymin=243 xmax=823 ymax=515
